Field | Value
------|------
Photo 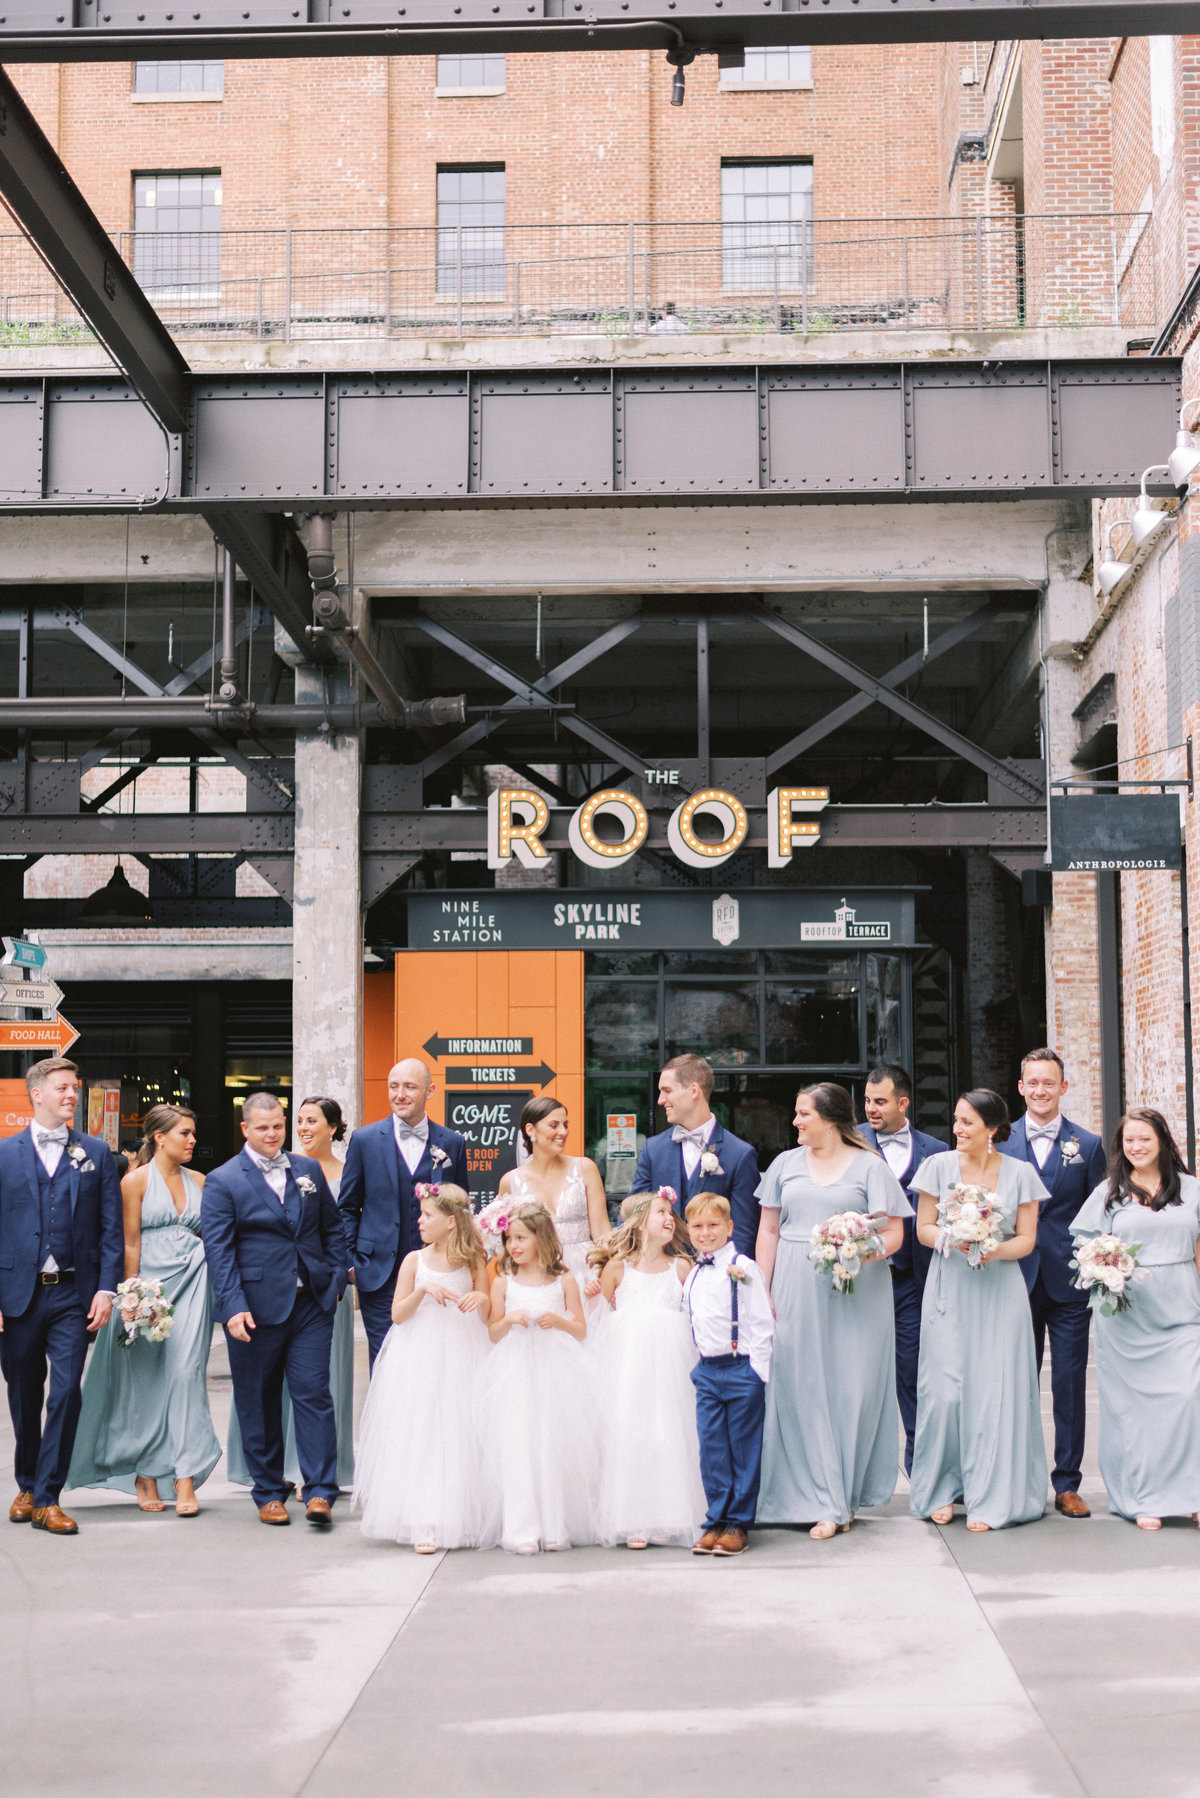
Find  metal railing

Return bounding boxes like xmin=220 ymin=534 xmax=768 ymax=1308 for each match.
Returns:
xmin=0 ymin=213 xmax=1158 ymax=345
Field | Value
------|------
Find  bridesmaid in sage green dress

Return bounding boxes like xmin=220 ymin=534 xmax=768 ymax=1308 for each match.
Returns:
xmin=68 ymin=1103 xmax=220 ymax=1515
xmin=1071 ymin=1108 xmax=1200 ymax=1529
xmin=225 ymin=1096 xmax=356 ymax=1490
xmin=756 ymin=1082 xmax=911 ymax=1540
xmin=909 ymin=1088 xmax=1048 ymax=1532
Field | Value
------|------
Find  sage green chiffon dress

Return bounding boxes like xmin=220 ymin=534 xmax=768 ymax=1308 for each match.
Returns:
xmin=68 ymin=1163 xmax=221 ymax=1494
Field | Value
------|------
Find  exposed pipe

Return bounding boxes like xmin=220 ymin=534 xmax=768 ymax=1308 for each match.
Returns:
xmin=0 ymin=697 xmax=467 ymax=732
xmin=304 ymin=511 xmax=436 ymax=725
xmin=219 ymin=549 xmax=241 ymax=704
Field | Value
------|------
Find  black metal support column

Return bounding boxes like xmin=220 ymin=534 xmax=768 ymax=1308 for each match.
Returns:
xmin=17 ymin=602 xmax=32 ymax=809
xmin=1096 ymin=871 xmax=1123 ymax=1145
xmin=1183 ymin=848 xmax=1196 ymax=1169
xmin=696 ymin=618 xmax=710 ymax=788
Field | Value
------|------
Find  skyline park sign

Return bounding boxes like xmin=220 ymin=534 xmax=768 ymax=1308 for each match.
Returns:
xmin=486 ymin=782 xmax=830 ymax=873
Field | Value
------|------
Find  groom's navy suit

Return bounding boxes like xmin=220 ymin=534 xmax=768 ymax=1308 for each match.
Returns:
xmin=0 ymin=1124 xmax=123 ymax=1506
xmin=203 ymin=1148 xmax=347 ymax=1507
xmin=338 ymin=1113 xmax=470 ymax=1369
xmin=1000 ymin=1113 xmax=1106 ymax=1496
xmin=860 ymin=1121 xmax=948 ymax=1476
xmin=631 ymin=1120 xmax=761 ymax=1257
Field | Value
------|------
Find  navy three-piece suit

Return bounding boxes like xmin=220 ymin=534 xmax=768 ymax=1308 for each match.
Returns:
xmin=1000 ymin=1113 xmax=1107 ymax=1496
xmin=631 ymin=1121 xmax=761 ymax=1256
xmin=0 ymin=1125 xmax=124 ymax=1506
xmin=338 ymin=1115 xmax=470 ymax=1368
xmin=203 ymin=1148 xmax=348 ymax=1508
xmin=860 ymin=1121 xmax=948 ymax=1476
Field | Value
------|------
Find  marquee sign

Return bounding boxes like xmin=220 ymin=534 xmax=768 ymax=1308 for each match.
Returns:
xmin=488 ymin=784 xmax=829 ymax=873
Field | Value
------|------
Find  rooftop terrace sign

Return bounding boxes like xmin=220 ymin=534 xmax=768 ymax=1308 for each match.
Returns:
xmin=1049 ymin=795 xmax=1182 ymax=873
xmin=407 ymin=888 xmax=917 ymax=950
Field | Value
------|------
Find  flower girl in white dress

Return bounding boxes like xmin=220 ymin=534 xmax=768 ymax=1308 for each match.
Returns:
xmin=354 ymin=1184 xmax=492 ymax=1552
xmin=594 ymin=1189 xmax=707 ymax=1549
xmin=482 ymin=1202 xmax=602 ymax=1554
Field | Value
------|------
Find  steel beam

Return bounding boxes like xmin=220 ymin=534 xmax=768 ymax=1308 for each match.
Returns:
xmin=2 ymin=2 xmax=1197 ymax=58
xmin=0 ymin=812 xmax=292 ymax=856
xmin=0 ymin=364 xmax=1180 ymax=513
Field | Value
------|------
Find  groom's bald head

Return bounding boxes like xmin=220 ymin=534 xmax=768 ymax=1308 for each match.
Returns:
xmin=388 ymin=1058 xmax=433 ymax=1125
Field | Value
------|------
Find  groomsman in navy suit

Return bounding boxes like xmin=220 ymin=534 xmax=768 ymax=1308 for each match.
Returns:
xmin=630 ymin=1054 xmax=761 ymax=1256
xmin=1000 ymin=1047 xmax=1107 ymax=1518
xmin=338 ymin=1058 xmax=470 ymax=1370
xmin=0 ymin=1057 xmax=123 ymax=1535
xmin=861 ymin=1064 xmax=948 ymax=1477
xmin=203 ymin=1091 xmax=348 ymax=1526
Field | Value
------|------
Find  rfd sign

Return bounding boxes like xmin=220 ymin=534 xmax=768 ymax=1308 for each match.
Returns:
xmin=487 ymin=784 xmax=828 ymax=873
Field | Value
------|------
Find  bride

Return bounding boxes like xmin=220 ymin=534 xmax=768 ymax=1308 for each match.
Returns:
xmin=498 ymin=1096 xmax=612 ymax=1320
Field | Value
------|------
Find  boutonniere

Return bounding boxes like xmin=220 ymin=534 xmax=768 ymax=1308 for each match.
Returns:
xmin=700 ymin=1149 xmax=724 ymax=1177
xmin=728 ymin=1264 xmax=751 ymax=1285
xmin=430 ymin=1144 xmax=451 ymax=1170
xmin=1060 ymin=1139 xmax=1082 ymax=1165
xmin=296 ymin=1176 xmax=317 ymax=1196
xmin=66 ymin=1144 xmax=94 ymax=1172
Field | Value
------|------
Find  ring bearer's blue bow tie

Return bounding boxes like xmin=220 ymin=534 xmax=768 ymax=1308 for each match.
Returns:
xmin=672 ymin=1126 xmax=709 ymax=1149
xmin=696 ymin=1254 xmax=718 ymax=1268
xmin=397 ymin=1120 xmax=429 ymax=1141
xmin=36 ymin=1128 xmax=68 ymax=1146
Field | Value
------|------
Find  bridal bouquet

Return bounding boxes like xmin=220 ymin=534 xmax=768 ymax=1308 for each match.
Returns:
xmin=115 ymin=1277 xmax=175 ymax=1347
xmin=475 ymin=1195 xmax=515 ymax=1253
xmin=808 ymin=1210 xmax=886 ymax=1296
xmin=1071 ymin=1234 xmax=1141 ymax=1315
xmin=936 ymin=1184 xmax=1012 ymax=1268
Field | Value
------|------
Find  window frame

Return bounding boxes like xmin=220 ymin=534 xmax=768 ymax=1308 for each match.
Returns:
xmin=131 ymin=60 xmax=224 ymax=101
xmin=434 ymin=52 xmax=506 ymax=95
xmin=719 ymin=45 xmax=814 ymax=91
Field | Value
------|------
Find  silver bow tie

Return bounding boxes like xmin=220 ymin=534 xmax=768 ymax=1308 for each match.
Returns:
xmin=877 ymin=1130 xmax=910 ymax=1143
xmin=397 ymin=1122 xmax=429 ymax=1141
xmin=1028 ymin=1124 xmax=1060 ymax=1143
xmin=672 ymin=1126 xmax=709 ymax=1149
xmin=36 ymin=1128 xmax=68 ymax=1146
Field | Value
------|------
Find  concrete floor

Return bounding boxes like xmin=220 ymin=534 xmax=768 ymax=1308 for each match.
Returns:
xmin=4 ymin=1321 xmax=1200 ymax=1798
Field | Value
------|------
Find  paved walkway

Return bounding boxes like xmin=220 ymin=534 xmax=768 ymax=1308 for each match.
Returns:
xmin=4 ymin=1327 xmax=1200 ymax=1798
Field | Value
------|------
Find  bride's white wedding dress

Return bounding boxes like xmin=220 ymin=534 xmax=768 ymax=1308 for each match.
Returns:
xmin=507 ymin=1158 xmax=606 ymax=1325
xmin=353 ymin=1255 xmax=493 ymax=1548
xmin=597 ymin=1263 xmax=707 ymax=1548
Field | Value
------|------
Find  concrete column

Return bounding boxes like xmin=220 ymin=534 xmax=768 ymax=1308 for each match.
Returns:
xmin=964 ymin=849 xmax=1015 ymax=1091
xmin=291 ymin=663 xmax=363 ymax=1130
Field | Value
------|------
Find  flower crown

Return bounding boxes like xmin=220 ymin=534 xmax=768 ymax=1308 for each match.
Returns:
xmin=658 ymin=1185 xmax=678 ymax=1206
xmin=415 ymin=1182 xmax=441 ymax=1201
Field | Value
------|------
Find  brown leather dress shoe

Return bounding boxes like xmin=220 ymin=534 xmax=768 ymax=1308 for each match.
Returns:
xmin=692 ymin=1528 xmax=722 ymax=1555
xmin=258 ymin=1500 xmax=291 ymax=1525
xmin=31 ymin=1505 xmax=79 ymax=1535
xmin=305 ymin=1497 xmax=334 ymax=1529
xmin=712 ymin=1526 xmax=749 ymax=1556
xmin=1055 ymin=1491 xmax=1090 ymax=1518
xmin=9 ymin=1490 xmax=34 ymax=1524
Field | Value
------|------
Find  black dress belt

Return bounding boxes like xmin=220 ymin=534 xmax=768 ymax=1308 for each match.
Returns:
xmin=38 ymin=1269 xmax=75 ymax=1285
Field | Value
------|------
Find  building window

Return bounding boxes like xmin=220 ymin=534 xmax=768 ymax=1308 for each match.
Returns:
xmin=720 ymin=46 xmax=813 ymax=88
xmin=436 ymin=165 xmax=506 ymax=295
xmin=133 ymin=61 xmax=224 ymax=96
xmin=721 ymin=160 xmax=813 ymax=289
xmin=132 ymin=171 xmax=222 ymax=292
xmin=436 ymin=53 xmax=505 ymax=92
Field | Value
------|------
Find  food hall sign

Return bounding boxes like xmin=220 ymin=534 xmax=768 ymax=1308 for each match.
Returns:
xmin=486 ymin=782 xmax=829 ymax=872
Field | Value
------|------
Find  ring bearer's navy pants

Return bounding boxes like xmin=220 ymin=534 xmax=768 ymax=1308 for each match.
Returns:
xmin=691 ymin=1352 xmax=767 ymax=1531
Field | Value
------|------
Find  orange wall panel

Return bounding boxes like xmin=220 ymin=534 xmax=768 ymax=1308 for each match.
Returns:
xmin=362 ymin=964 xmax=396 ymax=1127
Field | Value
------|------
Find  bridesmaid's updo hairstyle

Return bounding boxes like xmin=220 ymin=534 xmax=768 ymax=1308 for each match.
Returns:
xmin=1105 ymin=1108 xmax=1186 ymax=1213
xmin=298 ymin=1095 xmax=346 ymax=1142
xmin=134 ymin=1102 xmax=197 ymax=1167
xmin=498 ymin=1202 xmax=566 ymax=1277
xmin=799 ymin=1082 xmax=870 ymax=1153
xmin=518 ymin=1094 xmax=567 ymax=1156
xmin=958 ymin=1088 xmax=1011 ymax=1143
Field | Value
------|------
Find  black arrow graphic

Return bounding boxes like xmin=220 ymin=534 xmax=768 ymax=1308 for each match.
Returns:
xmin=444 ymin=1062 xmax=556 ymax=1088
xmin=423 ymin=1033 xmax=533 ymax=1058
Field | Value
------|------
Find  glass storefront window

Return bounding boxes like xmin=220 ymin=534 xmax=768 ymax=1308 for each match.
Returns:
xmin=866 ymin=953 xmax=904 ymax=1065
xmin=582 ymin=1075 xmax=653 ymax=1219
xmin=664 ymin=982 xmax=759 ymax=1065
xmin=662 ymin=949 xmax=757 ymax=974
xmin=585 ymin=983 xmax=659 ymax=1070
xmin=765 ymin=977 xmax=859 ymax=1066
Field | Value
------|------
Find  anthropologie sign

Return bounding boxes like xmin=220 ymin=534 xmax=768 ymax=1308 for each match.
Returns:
xmin=408 ymin=888 xmax=916 ymax=950
xmin=487 ymin=783 xmax=828 ymax=873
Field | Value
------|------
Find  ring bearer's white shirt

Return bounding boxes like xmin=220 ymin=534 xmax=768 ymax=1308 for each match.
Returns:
xmin=683 ymin=1241 xmax=774 ymax=1383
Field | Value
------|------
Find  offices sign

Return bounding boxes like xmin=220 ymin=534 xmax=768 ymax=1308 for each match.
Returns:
xmin=408 ymin=888 xmax=916 ymax=950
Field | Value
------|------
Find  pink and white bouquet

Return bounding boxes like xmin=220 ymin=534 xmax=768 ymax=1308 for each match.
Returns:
xmin=936 ymin=1184 xmax=1012 ymax=1268
xmin=115 ymin=1276 xmax=175 ymax=1347
xmin=808 ymin=1210 xmax=886 ymax=1295
xmin=475 ymin=1195 xmax=515 ymax=1253
xmin=1071 ymin=1234 xmax=1141 ymax=1315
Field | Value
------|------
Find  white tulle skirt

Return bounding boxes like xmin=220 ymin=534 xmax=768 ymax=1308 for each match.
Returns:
xmin=596 ymin=1300 xmax=707 ymax=1548
xmin=353 ymin=1303 xmax=494 ymax=1548
xmin=480 ymin=1325 xmax=604 ymax=1552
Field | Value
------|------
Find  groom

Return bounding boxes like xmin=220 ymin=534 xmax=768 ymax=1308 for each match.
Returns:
xmin=999 ymin=1047 xmax=1106 ymax=1518
xmin=338 ymin=1057 xmax=470 ymax=1370
xmin=630 ymin=1054 xmax=761 ymax=1256
xmin=0 ymin=1057 xmax=123 ymax=1535
xmin=203 ymin=1091 xmax=347 ymax=1526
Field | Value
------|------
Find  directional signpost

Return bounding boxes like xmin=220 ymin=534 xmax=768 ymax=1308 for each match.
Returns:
xmin=1 ymin=935 xmax=47 ymax=971
xmin=0 ymin=936 xmax=78 ymax=1053
xmin=0 ymin=1016 xmax=80 ymax=1053
xmin=445 ymin=1062 xmax=556 ymax=1088
xmin=0 ymin=976 xmax=65 ymax=1013
xmin=424 ymin=1033 xmax=534 ymax=1058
